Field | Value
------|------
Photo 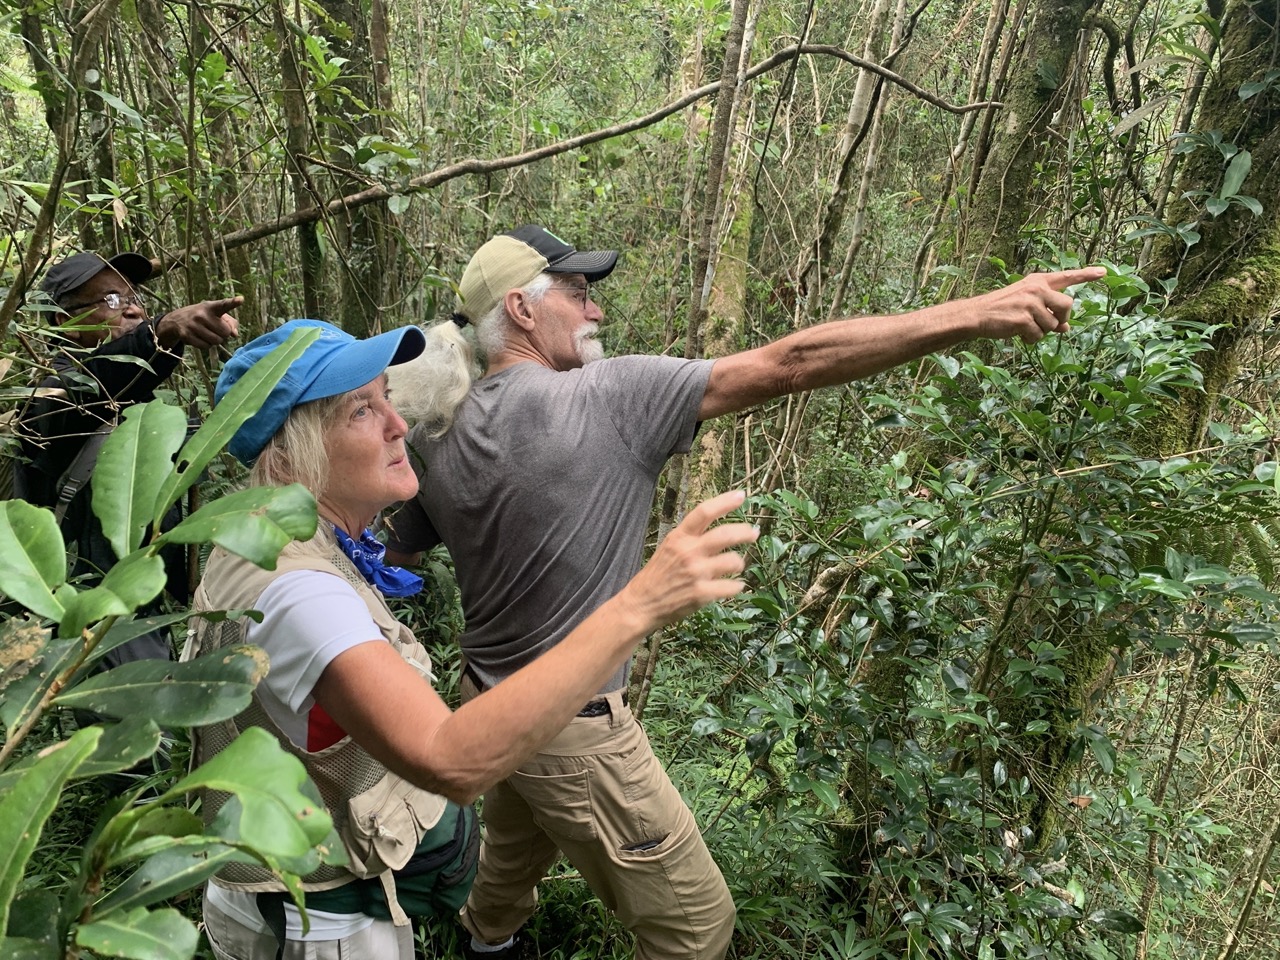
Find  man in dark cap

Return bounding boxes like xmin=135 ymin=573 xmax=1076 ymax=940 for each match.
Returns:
xmin=384 ymin=225 xmax=1102 ymax=959
xmin=16 ymin=250 xmax=241 ymax=667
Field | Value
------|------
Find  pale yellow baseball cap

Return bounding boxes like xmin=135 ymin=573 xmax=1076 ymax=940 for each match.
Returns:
xmin=453 ymin=225 xmax=618 ymax=325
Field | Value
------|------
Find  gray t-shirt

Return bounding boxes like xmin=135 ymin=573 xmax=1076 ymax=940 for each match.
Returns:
xmin=384 ymin=355 xmax=714 ymax=692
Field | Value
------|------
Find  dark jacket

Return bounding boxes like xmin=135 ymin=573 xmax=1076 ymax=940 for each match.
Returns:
xmin=16 ymin=321 xmax=188 ymax=665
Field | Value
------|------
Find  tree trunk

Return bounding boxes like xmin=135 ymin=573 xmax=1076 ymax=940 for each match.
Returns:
xmin=958 ymin=0 xmax=1102 ymax=290
xmin=1142 ymin=0 xmax=1280 ymax=455
xmin=317 ymin=0 xmax=398 ymax=337
xmin=274 ymin=0 xmax=324 ymax=318
xmin=907 ymin=0 xmax=1012 ymax=302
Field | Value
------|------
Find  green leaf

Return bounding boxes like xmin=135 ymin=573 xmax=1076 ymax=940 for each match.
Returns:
xmin=90 ymin=614 xmax=191 ymax=670
xmin=0 ymin=618 xmax=55 ymax=708
xmin=75 ymin=906 xmax=197 ymax=960
xmin=104 ymin=807 xmax=204 ymax=868
xmin=99 ymin=553 xmax=168 ymax=610
xmin=809 ymin=780 xmax=840 ymax=811
xmin=56 ymin=584 xmax=130 ymax=640
xmin=387 ymin=193 xmax=411 ymax=216
xmin=167 ymin=727 xmax=334 ymax=858
xmin=55 ymin=646 xmax=268 ymax=725
xmin=152 ymin=327 xmax=320 ymax=529
xmin=0 ymin=727 xmax=100 ymax=933
xmin=0 ymin=937 xmax=60 ymax=960
xmin=1088 ymin=908 xmax=1144 ymax=933
xmin=156 ymin=484 xmax=318 ymax=569
xmin=96 ymin=842 xmax=246 ymax=915
xmin=78 ymin=716 xmax=164 ymax=779
xmin=1111 ymin=95 xmax=1171 ymax=137
xmin=91 ymin=89 xmax=145 ymax=126
xmin=1236 ymin=195 xmax=1263 ymax=216
xmin=5 ymin=889 xmax=62 ymax=956
xmin=93 ymin=401 xmax=187 ymax=560
xmin=1034 ymin=60 xmax=1060 ymax=90
xmin=0 ymin=500 xmax=67 ymax=621
xmin=1221 ymin=150 xmax=1251 ymax=198
xmin=1163 ymin=39 xmax=1212 ymax=68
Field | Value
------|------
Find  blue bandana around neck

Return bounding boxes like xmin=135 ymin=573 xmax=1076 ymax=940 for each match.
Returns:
xmin=333 ymin=525 xmax=423 ymax=598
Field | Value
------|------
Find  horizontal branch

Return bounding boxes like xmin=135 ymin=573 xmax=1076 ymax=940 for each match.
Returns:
xmin=198 ymin=44 xmax=1001 ymax=263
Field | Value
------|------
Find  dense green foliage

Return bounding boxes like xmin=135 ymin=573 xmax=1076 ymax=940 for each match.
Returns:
xmin=2 ymin=0 xmax=1280 ymax=957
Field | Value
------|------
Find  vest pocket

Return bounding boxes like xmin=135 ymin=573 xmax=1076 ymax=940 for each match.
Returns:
xmin=344 ymin=773 xmax=448 ymax=876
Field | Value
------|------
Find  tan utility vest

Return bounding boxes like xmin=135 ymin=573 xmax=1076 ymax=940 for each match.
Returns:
xmin=187 ymin=525 xmax=447 ymax=924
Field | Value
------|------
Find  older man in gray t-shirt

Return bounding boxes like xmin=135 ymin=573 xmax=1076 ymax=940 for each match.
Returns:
xmin=385 ymin=224 xmax=1099 ymax=960
xmin=388 ymin=353 xmax=712 ymax=694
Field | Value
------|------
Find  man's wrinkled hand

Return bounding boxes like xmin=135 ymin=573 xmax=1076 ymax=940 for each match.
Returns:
xmin=975 ymin=268 xmax=1104 ymax=344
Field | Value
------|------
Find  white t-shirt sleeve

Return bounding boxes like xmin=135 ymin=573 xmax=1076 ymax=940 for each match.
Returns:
xmin=244 ymin=570 xmax=384 ymax=717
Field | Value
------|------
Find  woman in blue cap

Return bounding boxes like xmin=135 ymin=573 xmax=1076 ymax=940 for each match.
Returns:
xmin=188 ymin=319 xmax=757 ymax=960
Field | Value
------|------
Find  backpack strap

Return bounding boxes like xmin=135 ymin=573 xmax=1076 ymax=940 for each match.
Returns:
xmin=53 ymin=421 xmax=114 ymax=525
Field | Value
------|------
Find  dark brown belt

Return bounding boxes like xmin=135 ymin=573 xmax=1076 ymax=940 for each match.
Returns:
xmin=462 ymin=662 xmax=626 ymax=717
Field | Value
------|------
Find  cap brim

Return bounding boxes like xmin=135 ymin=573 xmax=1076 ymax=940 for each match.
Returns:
xmin=299 ymin=325 xmax=427 ymax=403
xmin=544 ymin=250 xmax=618 ymax=283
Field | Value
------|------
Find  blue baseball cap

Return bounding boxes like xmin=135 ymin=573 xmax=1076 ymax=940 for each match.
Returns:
xmin=216 ymin=319 xmax=426 ymax=464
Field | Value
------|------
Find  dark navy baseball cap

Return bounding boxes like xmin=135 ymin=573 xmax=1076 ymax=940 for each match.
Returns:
xmin=42 ymin=251 xmax=153 ymax=302
xmin=216 ymin=319 xmax=426 ymax=464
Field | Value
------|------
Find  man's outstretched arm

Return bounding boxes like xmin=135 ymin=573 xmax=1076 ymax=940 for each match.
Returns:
xmin=699 ymin=268 xmax=1104 ymax=421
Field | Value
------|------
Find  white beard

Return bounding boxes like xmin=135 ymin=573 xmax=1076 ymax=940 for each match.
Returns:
xmin=575 ymin=324 xmax=604 ymax=365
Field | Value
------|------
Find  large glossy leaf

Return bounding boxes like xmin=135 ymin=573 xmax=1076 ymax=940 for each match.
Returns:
xmin=56 ymin=584 xmax=130 ymax=640
xmin=0 ymin=619 xmax=55 ymax=712
xmin=4 ymin=889 xmax=61 ymax=958
xmin=99 ymin=553 xmax=169 ymax=611
xmin=0 ymin=718 xmax=163 ymax=796
xmin=90 ymin=613 xmax=193 ymax=670
xmin=56 ymin=554 xmax=167 ymax=639
xmin=101 ymin=807 xmax=204 ymax=869
xmin=0 ymin=727 xmax=100 ymax=932
xmin=93 ymin=401 xmax=187 ymax=561
xmin=54 ymin=646 xmax=268 ymax=725
xmin=0 ymin=938 xmax=60 ymax=960
xmin=0 ymin=500 xmax=67 ymax=621
xmin=0 ymin=635 xmax=75 ymax=736
xmin=75 ymin=906 xmax=197 ymax=960
xmin=156 ymin=483 xmax=318 ymax=570
xmin=77 ymin=716 xmax=164 ymax=779
xmin=95 ymin=842 xmax=247 ymax=915
xmin=152 ymin=326 xmax=320 ymax=529
xmin=167 ymin=727 xmax=334 ymax=859
xmin=1222 ymin=149 xmax=1251 ymax=198
xmin=206 ymin=794 xmax=325 ymax=877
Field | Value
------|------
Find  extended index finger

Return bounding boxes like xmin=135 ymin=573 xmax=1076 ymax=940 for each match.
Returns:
xmin=680 ymin=490 xmax=749 ymax=536
xmin=208 ymin=295 xmax=245 ymax=312
xmin=1044 ymin=267 xmax=1105 ymax=290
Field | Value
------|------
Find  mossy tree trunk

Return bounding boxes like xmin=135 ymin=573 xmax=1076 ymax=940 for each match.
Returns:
xmin=1142 ymin=0 xmax=1280 ymax=456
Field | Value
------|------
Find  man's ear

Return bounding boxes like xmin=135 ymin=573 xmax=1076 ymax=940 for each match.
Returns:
xmin=51 ymin=305 xmax=83 ymax=344
xmin=503 ymin=288 xmax=536 ymax=331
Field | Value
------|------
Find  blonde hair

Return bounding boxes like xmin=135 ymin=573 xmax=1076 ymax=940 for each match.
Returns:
xmin=249 ymin=392 xmax=346 ymax=496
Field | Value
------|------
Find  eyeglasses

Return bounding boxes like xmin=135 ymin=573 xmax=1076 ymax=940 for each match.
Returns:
xmin=551 ymin=283 xmax=591 ymax=308
xmin=63 ymin=292 xmax=146 ymax=312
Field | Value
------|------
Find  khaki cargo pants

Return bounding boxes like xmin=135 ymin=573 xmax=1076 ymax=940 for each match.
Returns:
xmin=459 ymin=677 xmax=735 ymax=959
